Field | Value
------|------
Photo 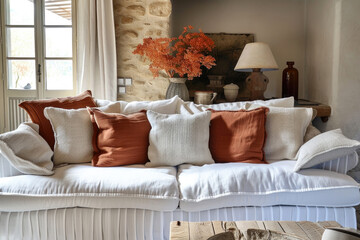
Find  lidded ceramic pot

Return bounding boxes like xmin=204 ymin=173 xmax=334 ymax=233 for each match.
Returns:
xmin=223 ymin=83 xmax=239 ymax=102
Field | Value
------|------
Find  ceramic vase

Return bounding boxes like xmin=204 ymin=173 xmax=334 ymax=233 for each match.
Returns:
xmin=165 ymin=78 xmax=189 ymax=101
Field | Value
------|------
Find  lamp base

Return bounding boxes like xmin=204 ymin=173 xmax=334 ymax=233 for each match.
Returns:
xmin=245 ymin=71 xmax=269 ymax=100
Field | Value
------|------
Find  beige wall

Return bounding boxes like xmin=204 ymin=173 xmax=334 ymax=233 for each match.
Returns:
xmin=306 ymin=0 xmax=360 ymax=140
xmin=171 ymin=0 xmax=306 ymax=99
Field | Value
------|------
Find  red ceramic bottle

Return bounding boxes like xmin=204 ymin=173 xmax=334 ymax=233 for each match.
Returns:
xmin=282 ymin=61 xmax=298 ymax=100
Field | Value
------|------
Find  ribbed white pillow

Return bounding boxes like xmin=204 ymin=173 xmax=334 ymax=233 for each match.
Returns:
xmin=44 ymin=102 xmax=121 ymax=165
xmin=146 ymin=110 xmax=214 ymax=167
xmin=265 ymin=107 xmax=313 ymax=160
xmin=294 ymin=129 xmax=360 ymax=172
xmin=248 ymin=105 xmax=313 ymax=160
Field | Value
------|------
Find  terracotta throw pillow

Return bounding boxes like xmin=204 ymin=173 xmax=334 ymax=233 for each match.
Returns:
xmin=19 ymin=90 xmax=96 ymax=149
xmin=88 ymin=108 xmax=151 ymax=167
xmin=209 ymin=107 xmax=269 ymax=163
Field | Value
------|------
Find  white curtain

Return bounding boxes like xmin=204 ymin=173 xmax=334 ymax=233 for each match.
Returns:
xmin=77 ymin=0 xmax=117 ymax=101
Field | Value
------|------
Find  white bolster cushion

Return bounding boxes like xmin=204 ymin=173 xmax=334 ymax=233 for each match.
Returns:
xmin=294 ymin=129 xmax=360 ymax=172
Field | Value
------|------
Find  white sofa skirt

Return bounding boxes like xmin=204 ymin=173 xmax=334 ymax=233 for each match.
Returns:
xmin=0 ymin=206 xmax=356 ymax=240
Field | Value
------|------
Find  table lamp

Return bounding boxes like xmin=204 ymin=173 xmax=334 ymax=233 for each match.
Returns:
xmin=234 ymin=42 xmax=278 ymax=100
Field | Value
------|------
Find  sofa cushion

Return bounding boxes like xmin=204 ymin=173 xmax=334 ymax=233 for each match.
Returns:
xmin=249 ymin=106 xmax=313 ymax=160
xmin=19 ymin=90 xmax=97 ymax=149
xmin=294 ymin=129 xmax=360 ymax=172
xmin=209 ymin=108 xmax=269 ymax=163
xmin=0 ymin=123 xmax=53 ymax=176
xmin=0 ymin=164 xmax=179 ymax=212
xmin=89 ymin=109 xmax=151 ymax=167
xmin=178 ymin=161 xmax=360 ymax=211
xmin=146 ymin=110 xmax=214 ymax=167
xmin=43 ymin=103 xmax=121 ymax=165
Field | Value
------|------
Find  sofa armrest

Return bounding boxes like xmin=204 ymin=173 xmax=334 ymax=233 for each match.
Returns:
xmin=311 ymin=151 xmax=359 ymax=174
xmin=0 ymin=153 xmax=22 ymax=178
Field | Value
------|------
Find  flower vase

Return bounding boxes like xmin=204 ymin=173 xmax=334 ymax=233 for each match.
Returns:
xmin=165 ymin=78 xmax=189 ymax=101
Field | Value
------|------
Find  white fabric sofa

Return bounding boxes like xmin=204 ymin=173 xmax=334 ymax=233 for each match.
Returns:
xmin=0 ymin=96 xmax=359 ymax=240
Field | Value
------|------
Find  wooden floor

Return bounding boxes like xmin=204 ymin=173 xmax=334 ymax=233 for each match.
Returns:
xmin=170 ymin=221 xmax=342 ymax=240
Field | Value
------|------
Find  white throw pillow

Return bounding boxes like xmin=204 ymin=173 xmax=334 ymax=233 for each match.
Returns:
xmin=177 ymin=96 xmax=294 ymax=115
xmin=146 ymin=110 xmax=214 ymax=167
xmin=95 ymin=96 xmax=181 ymax=114
xmin=0 ymin=123 xmax=53 ymax=175
xmin=246 ymin=97 xmax=294 ymax=108
xmin=249 ymin=105 xmax=313 ymax=160
xmin=44 ymin=102 xmax=120 ymax=165
xmin=122 ymin=96 xmax=181 ymax=114
xmin=294 ymin=129 xmax=360 ymax=172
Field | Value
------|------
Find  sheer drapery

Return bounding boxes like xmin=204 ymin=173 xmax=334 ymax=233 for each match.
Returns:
xmin=77 ymin=0 xmax=117 ymax=101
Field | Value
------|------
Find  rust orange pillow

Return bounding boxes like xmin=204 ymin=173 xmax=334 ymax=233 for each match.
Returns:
xmin=209 ymin=107 xmax=269 ymax=163
xmin=19 ymin=90 xmax=96 ymax=149
xmin=88 ymin=108 xmax=151 ymax=167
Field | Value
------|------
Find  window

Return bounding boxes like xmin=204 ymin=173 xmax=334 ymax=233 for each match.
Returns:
xmin=0 ymin=0 xmax=76 ymax=132
xmin=4 ymin=0 xmax=74 ymax=93
xmin=3 ymin=0 xmax=75 ymax=91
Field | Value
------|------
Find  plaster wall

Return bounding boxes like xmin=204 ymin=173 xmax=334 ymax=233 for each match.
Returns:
xmin=306 ymin=0 xmax=360 ymax=140
xmin=171 ymin=0 xmax=306 ymax=99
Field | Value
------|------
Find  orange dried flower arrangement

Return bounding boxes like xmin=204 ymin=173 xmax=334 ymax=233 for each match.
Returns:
xmin=133 ymin=26 xmax=216 ymax=80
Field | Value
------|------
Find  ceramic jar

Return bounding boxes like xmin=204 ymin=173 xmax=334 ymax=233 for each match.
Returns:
xmin=223 ymin=83 xmax=239 ymax=102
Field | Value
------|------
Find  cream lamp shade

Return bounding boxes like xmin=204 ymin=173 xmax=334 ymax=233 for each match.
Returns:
xmin=234 ymin=42 xmax=279 ymax=72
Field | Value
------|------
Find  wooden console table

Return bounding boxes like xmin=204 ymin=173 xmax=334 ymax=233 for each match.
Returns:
xmin=295 ymin=99 xmax=331 ymax=122
xmin=170 ymin=220 xmax=342 ymax=240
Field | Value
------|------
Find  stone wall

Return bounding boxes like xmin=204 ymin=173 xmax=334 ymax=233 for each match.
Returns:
xmin=113 ymin=0 xmax=172 ymax=101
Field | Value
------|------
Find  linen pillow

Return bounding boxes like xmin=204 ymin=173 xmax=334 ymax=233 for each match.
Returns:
xmin=19 ymin=90 xmax=97 ymax=149
xmin=303 ymin=109 xmax=321 ymax=142
xmin=249 ymin=105 xmax=313 ymax=160
xmin=95 ymin=96 xmax=181 ymax=114
xmin=177 ymin=96 xmax=294 ymax=114
xmin=0 ymin=123 xmax=53 ymax=175
xmin=209 ymin=108 xmax=269 ymax=163
xmin=88 ymin=109 xmax=151 ymax=167
xmin=146 ymin=110 xmax=214 ymax=167
xmin=43 ymin=102 xmax=121 ymax=165
xmin=294 ymin=129 xmax=360 ymax=172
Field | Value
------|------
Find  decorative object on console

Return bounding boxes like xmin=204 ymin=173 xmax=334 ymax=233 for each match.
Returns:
xmin=194 ymin=91 xmax=217 ymax=104
xmin=165 ymin=78 xmax=189 ymax=101
xmin=205 ymin=75 xmax=225 ymax=99
xmin=234 ymin=42 xmax=279 ymax=100
xmin=133 ymin=26 xmax=216 ymax=101
xmin=18 ymin=90 xmax=97 ymax=149
xmin=223 ymin=83 xmax=239 ymax=102
xmin=207 ymin=75 xmax=225 ymax=87
xmin=282 ymin=61 xmax=299 ymax=100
